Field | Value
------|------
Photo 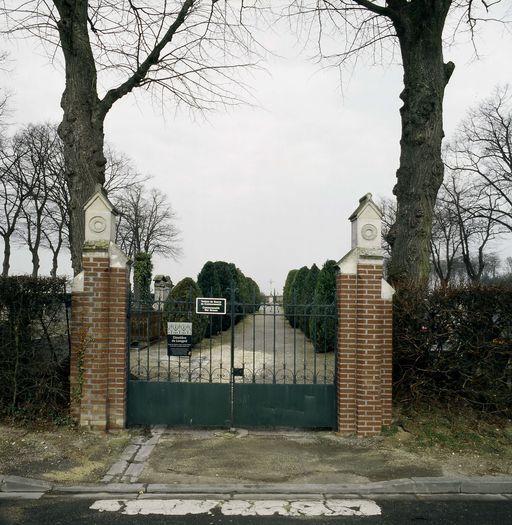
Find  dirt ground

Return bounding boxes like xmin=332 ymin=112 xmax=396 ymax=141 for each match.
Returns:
xmin=383 ymin=405 xmax=512 ymax=477
xmin=140 ymin=416 xmax=512 ymax=486
xmin=0 ymin=406 xmax=511 ymax=485
xmin=0 ymin=421 xmax=131 ymax=483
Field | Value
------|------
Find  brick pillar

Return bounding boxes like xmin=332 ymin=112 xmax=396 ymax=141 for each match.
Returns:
xmin=336 ymin=193 xmax=394 ymax=437
xmin=336 ymin=273 xmax=358 ymax=435
xmin=70 ymin=188 xmax=129 ymax=431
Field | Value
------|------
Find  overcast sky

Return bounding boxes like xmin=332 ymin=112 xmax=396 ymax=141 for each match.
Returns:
xmin=2 ymin=5 xmax=512 ymax=293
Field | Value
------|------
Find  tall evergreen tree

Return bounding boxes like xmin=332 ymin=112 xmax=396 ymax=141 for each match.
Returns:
xmin=163 ymin=277 xmax=207 ymax=345
xmin=283 ymin=269 xmax=298 ymax=323
xmin=289 ymin=266 xmax=309 ymax=329
xmin=310 ymin=260 xmax=337 ymax=353
xmin=302 ymin=264 xmax=320 ymax=337
xmin=133 ymin=252 xmax=153 ymax=308
xmin=197 ymin=261 xmax=222 ymax=336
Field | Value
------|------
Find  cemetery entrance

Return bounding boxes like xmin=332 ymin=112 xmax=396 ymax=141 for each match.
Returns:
xmin=126 ymin=290 xmax=337 ymax=428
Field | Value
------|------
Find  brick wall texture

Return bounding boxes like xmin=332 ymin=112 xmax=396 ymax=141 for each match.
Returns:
xmin=70 ymin=249 xmax=128 ymax=431
xmin=336 ymin=262 xmax=393 ymax=437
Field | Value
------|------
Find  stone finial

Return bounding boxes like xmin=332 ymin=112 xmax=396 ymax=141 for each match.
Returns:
xmin=84 ymin=185 xmax=118 ymax=244
xmin=348 ymin=192 xmax=383 ymax=250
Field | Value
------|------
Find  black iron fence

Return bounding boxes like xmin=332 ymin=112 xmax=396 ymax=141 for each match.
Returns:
xmin=128 ymin=294 xmax=337 ymax=385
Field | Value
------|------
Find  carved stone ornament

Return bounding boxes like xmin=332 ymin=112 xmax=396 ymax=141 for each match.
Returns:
xmin=89 ymin=215 xmax=107 ymax=234
xmin=361 ymin=223 xmax=378 ymax=241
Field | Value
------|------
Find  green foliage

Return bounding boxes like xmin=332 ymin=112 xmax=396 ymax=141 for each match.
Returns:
xmin=163 ymin=277 xmax=207 ymax=346
xmin=301 ymin=264 xmax=320 ymax=337
xmin=133 ymin=252 xmax=153 ymax=307
xmin=197 ymin=261 xmax=223 ymax=335
xmin=283 ymin=269 xmax=298 ymax=324
xmin=197 ymin=261 xmax=262 ymax=336
xmin=310 ymin=260 xmax=337 ymax=353
xmin=0 ymin=276 xmax=69 ymax=417
xmin=394 ymin=284 xmax=512 ymax=416
xmin=283 ymin=261 xmax=337 ymax=352
xmin=197 ymin=261 xmax=221 ymax=297
xmin=287 ymin=266 xmax=309 ymax=328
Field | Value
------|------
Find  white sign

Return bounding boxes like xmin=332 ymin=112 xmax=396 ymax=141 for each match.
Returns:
xmin=167 ymin=322 xmax=192 ymax=336
xmin=195 ymin=297 xmax=227 ymax=315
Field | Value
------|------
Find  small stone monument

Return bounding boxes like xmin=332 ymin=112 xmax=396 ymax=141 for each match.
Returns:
xmin=153 ymin=275 xmax=173 ymax=309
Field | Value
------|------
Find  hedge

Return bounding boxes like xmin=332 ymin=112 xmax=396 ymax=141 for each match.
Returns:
xmin=0 ymin=276 xmax=69 ymax=417
xmin=394 ymin=284 xmax=512 ymax=416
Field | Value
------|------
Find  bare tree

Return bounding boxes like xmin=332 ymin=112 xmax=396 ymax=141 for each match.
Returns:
xmin=287 ymin=0 xmax=507 ymax=289
xmin=113 ymin=184 xmax=181 ymax=260
xmin=2 ymin=122 xmax=147 ymax=277
xmin=430 ymin=183 xmax=462 ymax=287
xmin=0 ymin=51 xmax=8 ymax=143
xmin=40 ymin=138 xmax=147 ymax=276
xmin=40 ymin=131 xmax=67 ymax=277
xmin=11 ymin=124 xmax=64 ymax=277
xmin=379 ymin=174 xmax=504 ymax=287
xmin=0 ymin=139 xmax=29 ymax=276
xmin=447 ymin=85 xmax=512 ymax=235
xmin=505 ymin=256 xmax=512 ymax=275
xmin=437 ymin=171 xmax=504 ymax=283
xmin=104 ymin=145 xmax=149 ymax=196
xmin=378 ymin=196 xmax=395 ymax=258
xmin=0 ymin=1 xmax=259 ymax=274
xmin=381 ymin=192 xmax=463 ymax=287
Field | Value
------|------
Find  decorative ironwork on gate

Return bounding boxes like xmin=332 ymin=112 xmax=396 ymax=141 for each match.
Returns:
xmin=127 ymin=288 xmax=337 ymax=428
xmin=128 ymin=293 xmax=336 ymax=386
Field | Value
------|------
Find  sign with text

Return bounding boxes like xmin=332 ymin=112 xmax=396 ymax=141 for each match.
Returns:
xmin=167 ymin=322 xmax=192 ymax=357
xmin=195 ymin=297 xmax=227 ymax=315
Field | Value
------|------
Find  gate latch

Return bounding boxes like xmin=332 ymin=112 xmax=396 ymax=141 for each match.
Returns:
xmin=232 ymin=367 xmax=244 ymax=377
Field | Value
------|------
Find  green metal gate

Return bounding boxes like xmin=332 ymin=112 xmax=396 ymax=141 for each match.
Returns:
xmin=127 ymin=289 xmax=337 ymax=428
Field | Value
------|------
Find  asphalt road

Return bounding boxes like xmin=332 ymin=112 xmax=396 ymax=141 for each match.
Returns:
xmin=1 ymin=497 xmax=512 ymax=524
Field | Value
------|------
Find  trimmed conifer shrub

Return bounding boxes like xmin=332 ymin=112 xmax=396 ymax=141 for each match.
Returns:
xmin=163 ymin=277 xmax=207 ymax=346
xmin=310 ymin=260 xmax=337 ymax=353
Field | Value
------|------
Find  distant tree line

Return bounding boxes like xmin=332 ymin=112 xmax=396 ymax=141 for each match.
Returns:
xmin=283 ymin=260 xmax=337 ymax=353
xmin=0 ymin=122 xmax=180 ymax=278
xmin=164 ymin=261 xmax=263 ymax=345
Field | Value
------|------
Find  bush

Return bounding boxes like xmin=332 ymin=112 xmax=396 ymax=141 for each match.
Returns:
xmin=394 ymin=284 xmax=512 ymax=416
xmin=163 ymin=278 xmax=208 ymax=346
xmin=283 ymin=261 xmax=337 ymax=351
xmin=0 ymin=276 xmax=69 ymax=418
xmin=283 ymin=269 xmax=298 ymax=324
xmin=301 ymin=264 xmax=319 ymax=336
xmin=285 ymin=266 xmax=309 ymax=328
xmin=197 ymin=261 xmax=262 ymax=335
xmin=133 ymin=252 xmax=153 ymax=307
xmin=310 ymin=260 xmax=337 ymax=353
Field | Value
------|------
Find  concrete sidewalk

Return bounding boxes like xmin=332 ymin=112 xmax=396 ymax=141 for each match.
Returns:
xmin=2 ymin=426 xmax=512 ymax=498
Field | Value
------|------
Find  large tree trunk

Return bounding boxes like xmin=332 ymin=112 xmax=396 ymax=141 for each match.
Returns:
xmin=55 ymin=0 xmax=107 ymax=275
xmin=387 ymin=1 xmax=454 ymax=290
